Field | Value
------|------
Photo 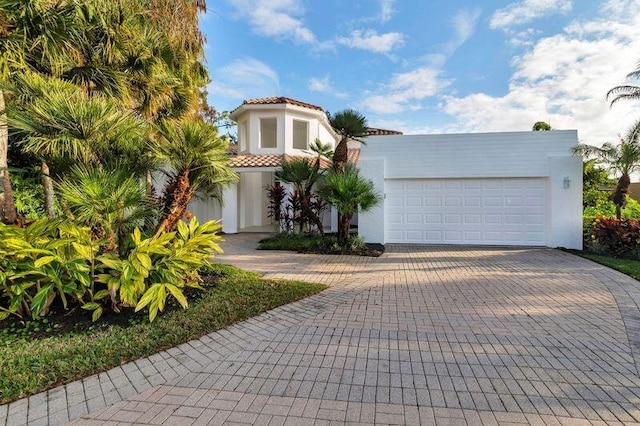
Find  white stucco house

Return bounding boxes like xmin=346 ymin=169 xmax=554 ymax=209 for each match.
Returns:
xmin=190 ymin=96 xmax=583 ymax=250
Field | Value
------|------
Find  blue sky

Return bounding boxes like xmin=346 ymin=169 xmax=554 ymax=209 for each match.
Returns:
xmin=202 ymin=0 xmax=640 ymax=146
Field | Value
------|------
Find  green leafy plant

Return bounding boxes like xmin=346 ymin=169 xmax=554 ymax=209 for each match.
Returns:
xmin=0 ymin=218 xmax=99 ymax=320
xmin=320 ymin=164 xmax=380 ymax=243
xmin=0 ymin=216 xmax=224 ymax=322
xmin=97 ymin=217 xmax=223 ymax=322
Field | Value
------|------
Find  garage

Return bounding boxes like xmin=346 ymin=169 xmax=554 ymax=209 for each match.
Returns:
xmin=385 ymin=178 xmax=546 ymax=245
xmin=357 ymin=131 xmax=583 ymax=249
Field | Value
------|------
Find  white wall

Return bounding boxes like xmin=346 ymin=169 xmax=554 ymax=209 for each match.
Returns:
xmin=359 ymin=130 xmax=583 ymax=249
xmin=362 ymin=131 xmax=578 ymax=178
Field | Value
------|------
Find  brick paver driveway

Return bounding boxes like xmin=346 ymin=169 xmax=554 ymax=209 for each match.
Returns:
xmin=3 ymin=234 xmax=640 ymax=425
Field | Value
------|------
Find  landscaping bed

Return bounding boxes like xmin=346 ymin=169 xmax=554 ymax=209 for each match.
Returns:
xmin=0 ymin=264 xmax=327 ymax=404
xmin=258 ymin=233 xmax=384 ymax=257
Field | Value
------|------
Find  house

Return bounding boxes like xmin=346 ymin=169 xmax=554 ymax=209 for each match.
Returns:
xmin=190 ymin=96 xmax=583 ymax=249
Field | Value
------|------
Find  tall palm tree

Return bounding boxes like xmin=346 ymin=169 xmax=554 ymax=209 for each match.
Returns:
xmin=328 ymin=109 xmax=368 ymax=174
xmin=573 ymin=120 xmax=640 ymax=219
xmin=608 ymin=60 xmax=640 ymax=106
xmin=153 ymin=119 xmax=237 ymax=234
xmin=320 ymin=164 xmax=380 ymax=243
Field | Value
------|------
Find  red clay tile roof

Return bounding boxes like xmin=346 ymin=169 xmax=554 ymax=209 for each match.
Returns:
xmin=242 ymin=97 xmax=324 ymax=112
xmin=229 ymin=154 xmax=284 ymax=168
xmin=365 ymin=127 xmax=403 ymax=136
xmin=228 ymin=148 xmax=361 ymax=169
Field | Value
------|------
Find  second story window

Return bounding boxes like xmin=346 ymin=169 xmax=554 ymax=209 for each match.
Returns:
xmin=293 ymin=120 xmax=309 ymax=150
xmin=260 ymin=118 xmax=277 ymax=148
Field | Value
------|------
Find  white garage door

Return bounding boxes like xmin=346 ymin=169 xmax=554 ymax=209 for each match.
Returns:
xmin=385 ymin=178 xmax=546 ymax=246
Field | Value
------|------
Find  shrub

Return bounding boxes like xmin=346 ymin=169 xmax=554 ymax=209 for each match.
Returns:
xmin=591 ymin=216 xmax=640 ymax=258
xmin=0 ymin=217 xmax=223 ymax=322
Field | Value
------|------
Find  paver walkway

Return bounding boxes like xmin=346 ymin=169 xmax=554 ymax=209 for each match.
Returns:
xmin=2 ymin=234 xmax=640 ymax=425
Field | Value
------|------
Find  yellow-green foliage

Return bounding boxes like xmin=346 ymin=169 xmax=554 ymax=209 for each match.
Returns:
xmin=0 ymin=217 xmax=223 ymax=322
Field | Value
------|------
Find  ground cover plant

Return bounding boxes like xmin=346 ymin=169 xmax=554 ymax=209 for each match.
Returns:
xmin=258 ymin=233 xmax=384 ymax=257
xmin=0 ymin=264 xmax=327 ymax=403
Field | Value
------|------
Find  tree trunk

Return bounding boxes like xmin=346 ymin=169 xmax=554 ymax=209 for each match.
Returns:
xmin=0 ymin=90 xmax=17 ymax=224
xmin=146 ymin=170 xmax=153 ymax=197
xmin=155 ymin=169 xmax=193 ymax=236
xmin=41 ymin=161 xmax=56 ymax=218
xmin=611 ymin=173 xmax=630 ymax=220
xmin=338 ymin=214 xmax=351 ymax=243
xmin=332 ymin=136 xmax=348 ymax=174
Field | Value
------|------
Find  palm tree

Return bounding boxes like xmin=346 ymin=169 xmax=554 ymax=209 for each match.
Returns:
xmin=573 ymin=120 xmax=640 ymax=219
xmin=608 ymin=60 xmax=640 ymax=106
xmin=0 ymin=0 xmax=81 ymax=223
xmin=56 ymin=166 xmax=156 ymax=255
xmin=153 ymin=119 xmax=237 ymax=234
xmin=276 ymin=157 xmax=325 ymax=234
xmin=320 ymin=164 xmax=380 ymax=243
xmin=7 ymin=77 xmax=150 ymax=218
xmin=328 ymin=109 xmax=368 ymax=173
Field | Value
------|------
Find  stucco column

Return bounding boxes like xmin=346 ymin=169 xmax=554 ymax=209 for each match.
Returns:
xmin=358 ymin=158 xmax=386 ymax=244
xmin=222 ymin=182 xmax=238 ymax=234
xmin=547 ymin=156 xmax=583 ymax=249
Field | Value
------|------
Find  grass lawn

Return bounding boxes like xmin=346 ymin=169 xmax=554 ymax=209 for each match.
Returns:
xmin=569 ymin=250 xmax=640 ymax=281
xmin=0 ymin=264 xmax=327 ymax=404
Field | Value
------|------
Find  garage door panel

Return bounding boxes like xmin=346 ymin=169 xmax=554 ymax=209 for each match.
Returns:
xmin=386 ymin=178 xmax=547 ymax=246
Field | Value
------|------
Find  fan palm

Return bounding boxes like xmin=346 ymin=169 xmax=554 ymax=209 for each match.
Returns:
xmin=0 ymin=0 xmax=82 ymax=223
xmin=328 ymin=109 xmax=368 ymax=173
xmin=320 ymin=164 xmax=380 ymax=242
xmin=7 ymin=75 xmax=150 ymax=217
xmin=153 ymin=119 xmax=237 ymax=234
xmin=608 ymin=60 xmax=640 ymax=106
xmin=56 ymin=165 xmax=156 ymax=255
xmin=276 ymin=157 xmax=325 ymax=234
xmin=573 ymin=120 xmax=640 ymax=219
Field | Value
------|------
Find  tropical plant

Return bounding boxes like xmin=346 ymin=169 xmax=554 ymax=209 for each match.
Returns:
xmin=583 ymin=159 xmax=616 ymax=208
xmin=328 ymin=109 xmax=368 ymax=173
xmin=0 ymin=216 xmax=223 ymax=322
xmin=573 ymin=120 xmax=640 ymax=219
xmin=320 ymin=164 xmax=380 ymax=243
xmin=154 ymin=119 xmax=237 ymax=234
xmin=266 ymin=182 xmax=287 ymax=232
xmin=608 ymin=60 xmax=640 ymax=106
xmin=276 ymin=157 xmax=325 ymax=234
xmin=0 ymin=218 xmax=99 ymax=320
xmin=56 ymin=166 xmax=156 ymax=256
xmin=99 ymin=217 xmax=223 ymax=322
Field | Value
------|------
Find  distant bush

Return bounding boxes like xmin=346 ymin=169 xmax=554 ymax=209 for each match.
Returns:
xmin=590 ymin=216 xmax=640 ymax=258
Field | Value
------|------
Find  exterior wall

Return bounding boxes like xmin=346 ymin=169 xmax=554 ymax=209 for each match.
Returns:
xmin=232 ymin=106 xmax=337 ymax=157
xmin=358 ymin=130 xmax=583 ymax=249
xmin=221 ymin=184 xmax=238 ymax=233
xmin=188 ymin=197 xmax=222 ymax=224
xmin=363 ymin=131 xmax=578 ymax=179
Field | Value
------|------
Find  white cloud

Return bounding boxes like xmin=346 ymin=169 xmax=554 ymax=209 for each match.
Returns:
xmin=444 ymin=1 xmax=640 ymax=146
xmin=228 ymin=0 xmax=316 ymax=44
xmin=336 ymin=29 xmax=405 ymax=54
xmin=490 ymin=0 xmax=572 ymax=30
xmin=379 ymin=0 xmax=396 ymax=22
xmin=358 ymin=9 xmax=477 ymax=114
xmin=309 ymin=75 xmax=331 ymax=93
xmin=361 ymin=68 xmax=451 ymax=114
xmin=208 ymin=57 xmax=280 ymax=101
xmin=438 ymin=8 xmax=482 ymax=57
xmin=308 ymin=75 xmax=349 ymax=99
